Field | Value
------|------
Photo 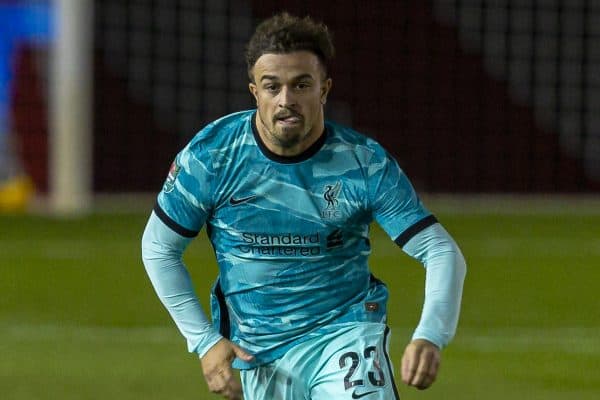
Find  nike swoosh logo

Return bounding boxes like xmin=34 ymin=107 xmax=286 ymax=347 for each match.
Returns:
xmin=229 ymin=195 xmax=257 ymax=206
xmin=352 ymin=390 xmax=377 ymax=399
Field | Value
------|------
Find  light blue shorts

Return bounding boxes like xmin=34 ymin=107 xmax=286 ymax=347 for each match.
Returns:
xmin=240 ymin=322 xmax=400 ymax=400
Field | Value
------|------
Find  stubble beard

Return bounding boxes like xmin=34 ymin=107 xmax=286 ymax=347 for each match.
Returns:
xmin=257 ymin=110 xmax=305 ymax=150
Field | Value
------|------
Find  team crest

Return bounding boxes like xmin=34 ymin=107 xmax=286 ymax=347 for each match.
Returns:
xmin=321 ymin=181 xmax=342 ymax=219
xmin=163 ymin=161 xmax=180 ymax=193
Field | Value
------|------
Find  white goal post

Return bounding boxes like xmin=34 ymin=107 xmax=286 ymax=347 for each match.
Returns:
xmin=49 ymin=0 xmax=93 ymax=215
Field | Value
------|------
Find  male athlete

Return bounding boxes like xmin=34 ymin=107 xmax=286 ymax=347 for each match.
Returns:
xmin=142 ymin=13 xmax=466 ymax=400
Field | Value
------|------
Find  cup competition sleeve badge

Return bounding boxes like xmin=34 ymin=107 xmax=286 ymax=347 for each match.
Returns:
xmin=163 ymin=160 xmax=180 ymax=193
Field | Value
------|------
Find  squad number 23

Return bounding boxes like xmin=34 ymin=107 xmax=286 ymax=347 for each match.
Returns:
xmin=339 ymin=346 xmax=386 ymax=390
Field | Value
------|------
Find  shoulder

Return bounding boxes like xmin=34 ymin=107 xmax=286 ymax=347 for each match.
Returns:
xmin=177 ymin=110 xmax=255 ymax=169
xmin=186 ymin=110 xmax=254 ymax=152
xmin=170 ymin=110 xmax=254 ymax=178
xmin=324 ymin=119 xmax=391 ymax=164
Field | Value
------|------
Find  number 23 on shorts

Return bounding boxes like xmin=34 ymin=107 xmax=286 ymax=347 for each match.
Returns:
xmin=336 ymin=344 xmax=399 ymax=399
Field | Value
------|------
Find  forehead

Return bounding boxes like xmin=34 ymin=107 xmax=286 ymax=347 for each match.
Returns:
xmin=252 ymin=51 xmax=324 ymax=81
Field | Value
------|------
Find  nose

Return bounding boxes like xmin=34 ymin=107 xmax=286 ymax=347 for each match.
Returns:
xmin=278 ymin=86 xmax=296 ymax=108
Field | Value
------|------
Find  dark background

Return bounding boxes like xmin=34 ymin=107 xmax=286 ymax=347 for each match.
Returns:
xmin=14 ymin=0 xmax=600 ymax=193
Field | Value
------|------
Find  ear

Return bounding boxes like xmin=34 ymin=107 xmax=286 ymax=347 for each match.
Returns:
xmin=321 ymin=78 xmax=332 ymax=105
xmin=249 ymin=82 xmax=258 ymax=102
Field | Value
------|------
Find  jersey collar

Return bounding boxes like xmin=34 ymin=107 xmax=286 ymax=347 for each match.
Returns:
xmin=251 ymin=111 xmax=327 ymax=164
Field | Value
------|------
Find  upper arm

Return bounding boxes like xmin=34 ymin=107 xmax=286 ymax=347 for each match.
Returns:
xmin=154 ymin=145 xmax=214 ymax=237
xmin=367 ymin=144 xmax=436 ymax=245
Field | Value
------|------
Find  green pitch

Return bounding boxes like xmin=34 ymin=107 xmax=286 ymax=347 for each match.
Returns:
xmin=1 ymin=198 xmax=599 ymax=399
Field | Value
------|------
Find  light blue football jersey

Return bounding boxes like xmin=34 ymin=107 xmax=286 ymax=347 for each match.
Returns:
xmin=155 ymin=110 xmax=436 ymax=368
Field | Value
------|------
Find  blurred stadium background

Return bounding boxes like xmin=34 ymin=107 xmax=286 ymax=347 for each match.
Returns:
xmin=1 ymin=0 xmax=599 ymax=399
xmin=11 ymin=0 xmax=600 ymax=199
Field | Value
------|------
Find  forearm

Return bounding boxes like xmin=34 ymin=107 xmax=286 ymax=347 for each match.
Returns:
xmin=141 ymin=211 xmax=222 ymax=356
xmin=403 ymin=223 xmax=466 ymax=348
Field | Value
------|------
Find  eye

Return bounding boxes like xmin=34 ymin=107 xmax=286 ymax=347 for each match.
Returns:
xmin=264 ymin=84 xmax=280 ymax=93
xmin=296 ymin=82 xmax=310 ymax=90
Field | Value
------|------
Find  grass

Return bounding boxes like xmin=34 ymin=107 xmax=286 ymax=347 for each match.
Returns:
xmin=1 ymin=198 xmax=599 ymax=399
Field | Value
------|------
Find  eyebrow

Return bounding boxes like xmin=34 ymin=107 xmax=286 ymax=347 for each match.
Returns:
xmin=260 ymin=75 xmax=278 ymax=82
xmin=260 ymin=73 xmax=315 ymax=82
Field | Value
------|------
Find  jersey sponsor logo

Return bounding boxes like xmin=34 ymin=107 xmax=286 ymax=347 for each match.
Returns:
xmin=322 ymin=181 xmax=342 ymax=219
xmin=326 ymin=229 xmax=343 ymax=250
xmin=229 ymin=195 xmax=257 ymax=206
xmin=237 ymin=232 xmax=321 ymax=256
xmin=352 ymin=390 xmax=377 ymax=399
xmin=163 ymin=161 xmax=180 ymax=193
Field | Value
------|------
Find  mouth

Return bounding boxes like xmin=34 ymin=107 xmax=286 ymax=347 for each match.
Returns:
xmin=275 ymin=112 xmax=303 ymax=126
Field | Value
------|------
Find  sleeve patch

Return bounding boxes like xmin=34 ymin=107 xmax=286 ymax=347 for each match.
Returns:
xmin=163 ymin=161 xmax=181 ymax=193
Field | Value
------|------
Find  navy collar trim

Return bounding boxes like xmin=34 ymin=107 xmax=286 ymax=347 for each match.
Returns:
xmin=251 ymin=112 xmax=327 ymax=164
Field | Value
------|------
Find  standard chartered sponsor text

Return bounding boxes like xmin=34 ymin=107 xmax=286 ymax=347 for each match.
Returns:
xmin=238 ymin=232 xmax=321 ymax=256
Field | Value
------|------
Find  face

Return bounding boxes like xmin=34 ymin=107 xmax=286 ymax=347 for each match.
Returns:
xmin=249 ymin=51 xmax=332 ymax=156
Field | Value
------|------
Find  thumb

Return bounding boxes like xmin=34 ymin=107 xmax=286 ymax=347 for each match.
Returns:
xmin=231 ymin=344 xmax=254 ymax=361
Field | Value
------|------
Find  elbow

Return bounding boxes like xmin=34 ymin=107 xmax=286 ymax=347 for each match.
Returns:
xmin=436 ymin=238 xmax=467 ymax=277
xmin=455 ymin=243 xmax=467 ymax=280
xmin=141 ymin=225 xmax=155 ymax=265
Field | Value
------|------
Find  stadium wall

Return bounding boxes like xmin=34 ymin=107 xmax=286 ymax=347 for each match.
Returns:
xmin=14 ymin=0 xmax=600 ymax=193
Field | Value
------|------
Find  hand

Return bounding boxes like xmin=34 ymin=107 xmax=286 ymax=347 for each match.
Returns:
xmin=200 ymin=338 xmax=254 ymax=399
xmin=401 ymin=338 xmax=440 ymax=390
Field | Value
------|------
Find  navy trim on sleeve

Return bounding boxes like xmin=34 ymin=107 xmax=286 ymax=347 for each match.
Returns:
xmin=394 ymin=215 xmax=438 ymax=247
xmin=153 ymin=203 xmax=199 ymax=238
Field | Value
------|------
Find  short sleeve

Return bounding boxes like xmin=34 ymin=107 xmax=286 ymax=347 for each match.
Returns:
xmin=155 ymin=144 xmax=213 ymax=237
xmin=367 ymin=144 xmax=437 ymax=246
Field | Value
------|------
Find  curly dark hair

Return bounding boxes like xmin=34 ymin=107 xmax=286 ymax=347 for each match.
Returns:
xmin=245 ymin=12 xmax=335 ymax=81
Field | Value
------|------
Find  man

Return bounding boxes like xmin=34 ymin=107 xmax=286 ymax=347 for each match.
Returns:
xmin=142 ymin=12 xmax=466 ymax=400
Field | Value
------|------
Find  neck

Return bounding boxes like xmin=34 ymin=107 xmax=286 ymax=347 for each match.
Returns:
xmin=255 ymin=112 xmax=325 ymax=157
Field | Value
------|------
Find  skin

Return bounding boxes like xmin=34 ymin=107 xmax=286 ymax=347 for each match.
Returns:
xmin=248 ymin=51 xmax=332 ymax=157
xmin=201 ymin=50 xmax=441 ymax=399
xmin=200 ymin=339 xmax=253 ymax=400
xmin=401 ymin=339 xmax=441 ymax=390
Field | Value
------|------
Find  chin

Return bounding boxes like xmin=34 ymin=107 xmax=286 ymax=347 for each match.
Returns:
xmin=274 ymin=132 xmax=302 ymax=147
xmin=276 ymin=125 xmax=302 ymax=136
